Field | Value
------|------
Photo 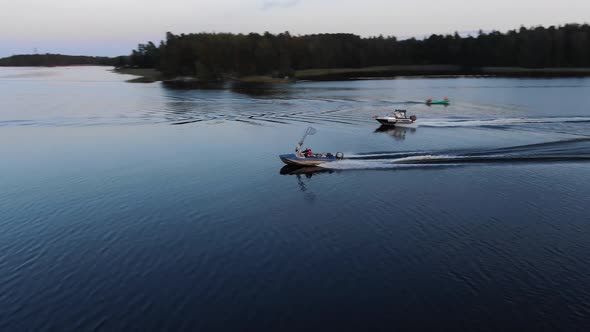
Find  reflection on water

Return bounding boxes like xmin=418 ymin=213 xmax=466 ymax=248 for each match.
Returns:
xmin=279 ymin=165 xmax=334 ymax=176
xmin=374 ymin=125 xmax=417 ymax=141
xmin=229 ymin=82 xmax=294 ymax=97
xmin=162 ymin=80 xmax=227 ymax=90
xmin=279 ymin=165 xmax=335 ymax=202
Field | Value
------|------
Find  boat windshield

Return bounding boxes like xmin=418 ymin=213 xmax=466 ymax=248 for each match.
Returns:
xmin=393 ymin=110 xmax=406 ymax=119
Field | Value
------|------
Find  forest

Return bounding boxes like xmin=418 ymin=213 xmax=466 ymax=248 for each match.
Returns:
xmin=127 ymin=24 xmax=590 ymax=80
xmin=0 ymin=54 xmax=120 ymax=67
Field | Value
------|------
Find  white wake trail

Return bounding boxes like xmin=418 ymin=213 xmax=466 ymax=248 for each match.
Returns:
xmin=419 ymin=117 xmax=590 ymax=128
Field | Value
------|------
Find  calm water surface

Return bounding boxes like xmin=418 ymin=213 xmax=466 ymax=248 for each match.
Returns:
xmin=1 ymin=67 xmax=590 ymax=331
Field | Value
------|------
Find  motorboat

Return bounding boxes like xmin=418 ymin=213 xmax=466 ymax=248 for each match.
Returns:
xmin=374 ymin=109 xmax=417 ymax=126
xmin=279 ymin=127 xmax=344 ymax=166
xmin=279 ymin=152 xmax=344 ymax=166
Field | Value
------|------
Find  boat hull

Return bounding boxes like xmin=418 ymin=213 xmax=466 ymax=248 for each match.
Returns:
xmin=375 ymin=117 xmax=416 ymax=126
xmin=279 ymin=154 xmax=337 ymax=166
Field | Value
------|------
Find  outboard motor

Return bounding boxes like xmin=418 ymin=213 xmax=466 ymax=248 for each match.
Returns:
xmin=336 ymin=152 xmax=344 ymax=160
xmin=410 ymin=115 xmax=417 ymax=121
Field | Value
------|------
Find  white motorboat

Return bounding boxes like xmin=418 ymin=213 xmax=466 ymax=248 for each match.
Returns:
xmin=374 ymin=110 xmax=417 ymax=126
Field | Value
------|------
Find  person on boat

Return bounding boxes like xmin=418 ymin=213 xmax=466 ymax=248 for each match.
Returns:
xmin=302 ymin=148 xmax=313 ymax=157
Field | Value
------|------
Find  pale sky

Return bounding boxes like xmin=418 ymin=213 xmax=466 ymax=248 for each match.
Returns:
xmin=1 ymin=0 xmax=589 ymax=57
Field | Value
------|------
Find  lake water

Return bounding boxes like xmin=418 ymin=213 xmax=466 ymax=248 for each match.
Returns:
xmin=1 ymin=66 xmax=590 ymax=331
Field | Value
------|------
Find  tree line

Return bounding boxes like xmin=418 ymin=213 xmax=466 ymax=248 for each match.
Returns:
xmin=128 ymin=23 xmax=590 ymax=79
xmin=0 ymin=54 xmax=120 ymax=67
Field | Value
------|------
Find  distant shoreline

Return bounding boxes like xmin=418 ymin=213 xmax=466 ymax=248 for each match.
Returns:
xmin=0 ymin=54 xmax=119 ymax=67
xmin=113 ymin=65 xmax=590 ymax=84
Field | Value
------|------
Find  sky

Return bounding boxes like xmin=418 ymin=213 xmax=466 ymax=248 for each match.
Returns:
xmin=1 ymin=0 xmax=589 ymax=57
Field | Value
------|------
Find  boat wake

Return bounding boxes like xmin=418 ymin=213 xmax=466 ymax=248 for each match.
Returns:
xmin=418 ymin=117 xmax=590 ymax=128
xmin=322 ymin=138 xmax=590 ymax=170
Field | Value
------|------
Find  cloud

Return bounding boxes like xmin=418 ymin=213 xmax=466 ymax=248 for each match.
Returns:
xmin=262 ymin=0 xmax=300 ymax=10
